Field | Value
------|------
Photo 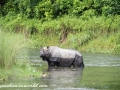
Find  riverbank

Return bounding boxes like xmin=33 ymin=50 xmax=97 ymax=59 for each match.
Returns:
xmin=0 ymin=15 xmax=120 ymax=54
xmin=0 ymin=65 xmax=40 ymax=81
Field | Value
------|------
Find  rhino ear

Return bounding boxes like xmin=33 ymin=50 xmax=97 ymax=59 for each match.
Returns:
xmin=47 ymin=46 xmax=50 ymax=49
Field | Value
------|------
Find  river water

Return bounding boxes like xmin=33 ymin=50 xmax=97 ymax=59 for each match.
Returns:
xmin=0 ymin=49 xmax=120 ymax=90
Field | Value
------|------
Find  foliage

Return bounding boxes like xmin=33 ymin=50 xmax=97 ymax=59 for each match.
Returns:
xmin=0 ymin=31 xmax=28 ymax=69
xmin=0 ymin=31 xmax=41 ymax=79
xmin=34 ymin=0 xmax=53 ymax=19
xmin=0 ymin=0 xmax=120 ymax=54
xmin=1 ymin=14 xmax=120 ymax=54
xmin=0 ymin=0 xmax=120 ymax=19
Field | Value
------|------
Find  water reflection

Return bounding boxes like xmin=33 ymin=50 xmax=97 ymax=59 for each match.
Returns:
xmin=40 ymin=67 xmax=84 ymax=89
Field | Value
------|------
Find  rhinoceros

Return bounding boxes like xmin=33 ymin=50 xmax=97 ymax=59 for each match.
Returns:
xmin=40 ymin=46 xmax=84 ymax=67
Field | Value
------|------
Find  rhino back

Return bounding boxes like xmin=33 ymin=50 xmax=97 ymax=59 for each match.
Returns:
xmin=49 ymin=46 xmax=81 ymax=58
xmin=58 ymin=48 xmax=76 ymax=58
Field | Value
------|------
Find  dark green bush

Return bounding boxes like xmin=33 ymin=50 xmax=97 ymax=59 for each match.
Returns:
xmin=1 ymin=0 xmax=120 ymax=19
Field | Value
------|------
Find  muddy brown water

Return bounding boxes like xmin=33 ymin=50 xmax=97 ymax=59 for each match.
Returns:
xmin=0 ymin=49 xmax=120 ymax=90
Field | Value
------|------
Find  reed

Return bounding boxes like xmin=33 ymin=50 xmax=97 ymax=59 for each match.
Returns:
xmin=0 ymin=31 xmax=27 ymax=69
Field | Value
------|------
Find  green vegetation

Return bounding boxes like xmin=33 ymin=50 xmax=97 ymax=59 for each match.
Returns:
xmin=0 ymin=0 xmax=120 ymax=80
xmin=0 ymin=31 xmax=40 ymax=80
xmin=0 ymin=0 xmax=120 ymax=54
xmin=0 ymin=31 xmax=26 ymax=69
xmin=0 ymin=15 xmax=120 ymax=54
xmin=0 ymin=0 xmax=120 ymax=19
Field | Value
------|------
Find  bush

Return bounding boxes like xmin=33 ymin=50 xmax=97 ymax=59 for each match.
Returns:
xmin=1 ymin=0 xmax=120 ymax=19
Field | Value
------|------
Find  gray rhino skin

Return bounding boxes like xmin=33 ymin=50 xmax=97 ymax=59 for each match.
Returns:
xmin=40 ymin=46 xmax=84 ymax=67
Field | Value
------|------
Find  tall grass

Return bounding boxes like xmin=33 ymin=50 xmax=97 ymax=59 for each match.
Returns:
xmin=0 ymin=31 xmax=27 ymax=69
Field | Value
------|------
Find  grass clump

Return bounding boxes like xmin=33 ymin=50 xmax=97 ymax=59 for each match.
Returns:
xmin=0 ymin=31 xmax=40 ymax=80
xmin=0 ymin=31 xmax=26 ymax=69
